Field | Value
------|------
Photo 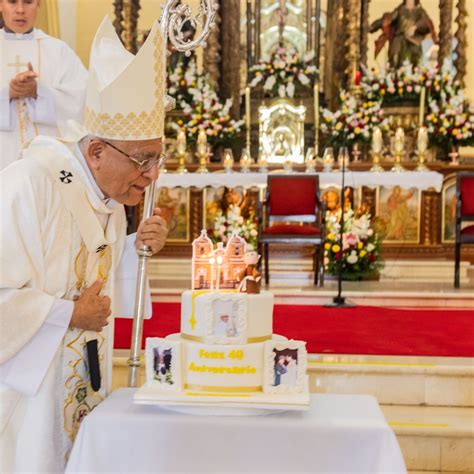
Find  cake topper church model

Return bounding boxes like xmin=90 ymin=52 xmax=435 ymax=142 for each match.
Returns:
xmin=192 ymin=230 xmax=261 ymax=293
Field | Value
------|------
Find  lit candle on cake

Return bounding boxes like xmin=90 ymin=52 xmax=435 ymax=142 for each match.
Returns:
xmin=419 ymin=86 xmax=426 ymax=127
xmin=216 ymin=255 xmax=223 ymax=291
xmin=209 ymin=256 xmax=215 ymax=291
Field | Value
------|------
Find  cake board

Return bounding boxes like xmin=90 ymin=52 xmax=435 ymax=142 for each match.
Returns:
xmin=133 ymin=378 xmax=310 ymax=415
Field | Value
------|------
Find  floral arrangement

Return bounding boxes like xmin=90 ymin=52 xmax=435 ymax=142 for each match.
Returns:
xmin=320 ymin=90 xmax=391 ymax=147
xmin=208 ymin=205 xmax=258 ymax=249
xmin=249 ymin=47 xmax=318 ymax=98
xmin=324 ymin=209 xmax=383 ymax=281
xmin=360 ymin=60 xmax=455 ymax=103
xmin=167 ymin=59 xmax=243 ymax=147
xmin=426 ymin=84 xmax=474 ymax=149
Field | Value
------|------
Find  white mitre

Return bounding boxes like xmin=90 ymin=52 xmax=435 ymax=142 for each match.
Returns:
xmin=83 ymin=16 xmax=166 ymax=140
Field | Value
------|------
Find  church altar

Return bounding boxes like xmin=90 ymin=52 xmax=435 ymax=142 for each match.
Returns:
xmin=66 ymin=388 xmax=406 ymax=473
xmin=156 ymin=170 xmax=444 ymax=191
xmin=147 ymin=164 xmax=471 ymax=261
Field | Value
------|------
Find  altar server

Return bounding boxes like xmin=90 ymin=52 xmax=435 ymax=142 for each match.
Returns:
xmin=0 ymin=17 xmax=168 ymax=473
xmin=0 ymin=0 xmax=87 ymax=169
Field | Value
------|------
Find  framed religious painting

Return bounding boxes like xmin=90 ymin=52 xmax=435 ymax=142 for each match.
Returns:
xmin=376 ymin=186 xmax=421 ymax=243
xmin=155 ymin=187 xmax=190 ymax=242
xmin=441 ymin=176 xmax=457 ymax=243
xmin=263 ymin=340 xmax=307 ymax=394
xmin=145 ymin=338 xmax=183 ymax=392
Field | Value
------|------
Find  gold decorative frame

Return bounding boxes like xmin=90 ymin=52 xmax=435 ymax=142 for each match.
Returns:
xmin=441 ymin=174 xmax=457 ymax=244
xmin=155 ymin=187 xmax=191 ymax=243
xmin=376 ymin=186 xmax=422 ymax=244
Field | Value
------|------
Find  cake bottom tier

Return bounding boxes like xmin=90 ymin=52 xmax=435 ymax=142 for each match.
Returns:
xmin=166 ymin=333 xmax=286 ymax=392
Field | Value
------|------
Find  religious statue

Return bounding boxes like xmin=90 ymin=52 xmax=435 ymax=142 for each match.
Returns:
xmin=237 ymin=249 xmax=262 ymax=294
xmin=369 ymin=0 xmax=438 ymax=68
xmin=274 ymin=132 xmax=291 ymax=157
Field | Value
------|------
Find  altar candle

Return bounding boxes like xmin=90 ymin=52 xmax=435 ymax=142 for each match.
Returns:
xmin=372 ymin=127 xmax=382 ymax=153
xmin=417 ymin=126 xmax=428 ymax=153
xmin=419 ymin=86 xmax=426 ymax=126
xmin=197 ymin=128 xmax=207 ymax=155
xmin=314 ymin=83 xmax=319 ymax=151
xmin=245 ymin=86 xmax=251 ymax=131
xmin=394 ymin=127 xmax=405 ymax=154
xmin=177 ymin=129 xmax=186 ymax=155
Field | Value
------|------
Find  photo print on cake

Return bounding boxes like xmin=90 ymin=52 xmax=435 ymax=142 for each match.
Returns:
xmin=145 ymin=338 xmax=183 ymax=391
xmin=273 ymin=348 xmax=298 ymax=386
xmin=263 ymin=340 xmax=308 ymax=394
xmin=203 ymin=294 xmax=248 ymax=344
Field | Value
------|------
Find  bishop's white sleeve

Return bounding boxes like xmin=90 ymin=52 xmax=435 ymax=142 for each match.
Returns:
xmin=113 ymin=233 xmax=152 ymax=319
xmin=0 ymin=87 xmax=13 ymax=131
xmin=0 ymin=299 xmax=73 ymax=396
xmin=25 ymin=84 xmax=56 ymax=127
xmin=0 ymin=160 xmax=70 ymax=394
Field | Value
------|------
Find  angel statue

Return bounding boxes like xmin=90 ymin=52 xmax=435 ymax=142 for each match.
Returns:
xmin=369 ymin=0 xmax=438 ymax=68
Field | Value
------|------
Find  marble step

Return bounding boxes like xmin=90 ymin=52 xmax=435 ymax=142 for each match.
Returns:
xmin=383 ymin=404 xmax=474 ymax=473
xmin=308 ymin=354 xmax=474 ymax=408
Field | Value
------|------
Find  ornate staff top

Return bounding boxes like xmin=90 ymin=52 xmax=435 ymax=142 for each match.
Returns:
xmin=160 ymin=0 xmax=218 ymax=54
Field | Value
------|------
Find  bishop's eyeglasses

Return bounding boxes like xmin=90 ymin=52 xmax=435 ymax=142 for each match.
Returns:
xmin=102 ymin=140 xmax=167 ymax=172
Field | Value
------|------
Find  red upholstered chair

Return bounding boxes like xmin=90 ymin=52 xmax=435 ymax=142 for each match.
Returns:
xmin=258 ymin=174 xmax=325 ymax=286
xmin=454 ymin=172 xmax=474 ymax=288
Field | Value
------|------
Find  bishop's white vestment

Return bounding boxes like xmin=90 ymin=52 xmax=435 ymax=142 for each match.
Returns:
xmin=0 ymin=136 xmax=145 ymax=472
xmin=0 ymin=28 xmax=87 ymax=169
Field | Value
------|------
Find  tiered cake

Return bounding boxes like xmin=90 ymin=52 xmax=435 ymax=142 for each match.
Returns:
xmin=134 ymin=231 xmax=309 ymax=410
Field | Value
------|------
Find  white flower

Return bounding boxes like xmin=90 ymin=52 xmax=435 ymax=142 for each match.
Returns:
xmin=367 ymin=229 xmax=374 ymax=236
xmin=263 ymin=75 xmax=276 ymax=90
xmin=298 ymin=73 xmax=310 ymax=86
xmin=287 ymin=82 xmax=295 ymax=98
xmin=367 ymin=243 xmax=375 ymax=252
xmin=347 ymin=254 xmax=358 ymax=264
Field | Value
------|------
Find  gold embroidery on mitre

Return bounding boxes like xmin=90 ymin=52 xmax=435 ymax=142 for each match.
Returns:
xmin=84 ymin=30 xmax=165 ymax=139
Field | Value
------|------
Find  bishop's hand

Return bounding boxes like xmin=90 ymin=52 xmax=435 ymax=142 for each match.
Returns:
xmin=70 ymin=280 xmax=111 ymax=332
xmin=135 ymin=207 xmax=168 ymax=255
xmin=9 ymin=62 xmax=38 ymax=99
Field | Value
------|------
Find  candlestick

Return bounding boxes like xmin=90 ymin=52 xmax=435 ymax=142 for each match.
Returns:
xmin=245 ymin=86 xmax=251 ymax=150
xmin=370 ymin=127 xmax=384 ymax=172
xmin=419 ymin=87 xmax=426 ymax=127
xmin=176 ymin=129 xmax=188 ymax=174
xmin=313 ymin=83 xmax=319 ymax=156
xmin=391 ymin=127 xmax=406 ymax=172
xmin=196 ymin=129 xmax=209 ymax=173
xmin=240 ymin=148 xmax=252 ymax=172
xmin=322 ymin=147 xmax=334 ymax=172
xmin=305 ymin=147 xmax=316 ymax=173
xmin=416 ymin=126 xmax=429 ymax=173
xmin=222 ymin=148 xmax=234 ymax=172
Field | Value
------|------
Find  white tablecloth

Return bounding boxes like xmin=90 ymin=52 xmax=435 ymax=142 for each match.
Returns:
xmin=66 ymin=388 xmax=406 ymax=473
xmin=156 ymin=170 xmax=444 ymax=192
